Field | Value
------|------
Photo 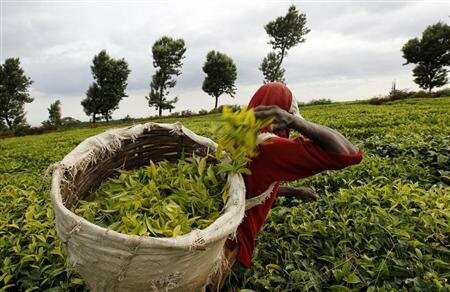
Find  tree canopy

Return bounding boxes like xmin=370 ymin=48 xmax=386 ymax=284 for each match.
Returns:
xmin=260 ymin=5 xmax=310 ymax=83
xmin=259 ymin=52 xmax=286 ymax=84
xmin=402 ymin=22 xmax=450 ymax=92
xmin=202 ymin=50 xmax=237 ymax=109
xmin=81 ymin=50 xmax=130 ymax=122
xmin=42 ymin=100 xmax=62 ymax=127
xmin=0 ymin=58 xmax=33 ymax=131
xmin=146 ymin=36 xmax=186 ymax=116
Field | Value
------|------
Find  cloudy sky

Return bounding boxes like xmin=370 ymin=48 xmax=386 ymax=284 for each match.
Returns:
xmin=2 ymin=0 xmax=449 ymax=125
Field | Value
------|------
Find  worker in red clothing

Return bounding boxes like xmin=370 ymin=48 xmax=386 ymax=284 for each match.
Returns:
xmin=209 ymin=82 xmax=363 ymax=291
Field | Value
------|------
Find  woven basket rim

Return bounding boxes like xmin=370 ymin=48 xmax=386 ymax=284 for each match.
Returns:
xmin=50 ymin=122 xmax=246 ymax=249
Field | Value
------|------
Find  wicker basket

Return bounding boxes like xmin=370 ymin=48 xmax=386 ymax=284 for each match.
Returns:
xmin=50 ymin=122 xmax=246 ymax=291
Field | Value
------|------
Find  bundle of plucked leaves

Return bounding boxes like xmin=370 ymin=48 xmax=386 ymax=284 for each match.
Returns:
xmin=73 ymin=107 xmax=272 ymax=237
xmin=215 ymin=106 xmax=272 ymax=174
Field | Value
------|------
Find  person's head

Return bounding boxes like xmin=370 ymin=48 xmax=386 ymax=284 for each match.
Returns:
xmin=247 ymin=82 xmax=301 ymax=137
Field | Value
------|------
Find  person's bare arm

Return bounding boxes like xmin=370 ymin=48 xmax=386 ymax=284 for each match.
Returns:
xmin=254 ymin=105 xmax=359 ymax=155
xmin=277 ymin=186 xmax=318 ymax=201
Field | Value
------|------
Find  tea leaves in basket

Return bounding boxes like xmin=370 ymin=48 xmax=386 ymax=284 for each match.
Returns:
xmin=73 ymin=107 xmax=269 ymax=237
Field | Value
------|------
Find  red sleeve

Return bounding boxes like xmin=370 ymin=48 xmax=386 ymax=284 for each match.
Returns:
xmin=253 ymin=136 xmax=363 ymax=182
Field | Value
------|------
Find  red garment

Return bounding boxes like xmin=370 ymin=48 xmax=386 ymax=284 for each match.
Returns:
xmin=228 ymin=136 xmax=363 ymax=268
xmin=225 ymin=83 xmax=363 ymax=268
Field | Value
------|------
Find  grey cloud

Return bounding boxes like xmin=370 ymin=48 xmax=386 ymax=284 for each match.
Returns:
xmin=29 ymin=62 xmax=91 ymax=97
xmin=4 ymin=3 xmax=86 ymax=57
xmin=285 ymin=51 xmax=405 ymax=85
xmin=313 ymin=2 xmax=449 ymax=40
xmin=3 ymin=0 xmax=447 ymax=126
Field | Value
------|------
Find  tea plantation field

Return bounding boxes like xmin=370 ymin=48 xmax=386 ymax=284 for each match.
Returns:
xmin=0 ymin=97 xmax=449 ymax=291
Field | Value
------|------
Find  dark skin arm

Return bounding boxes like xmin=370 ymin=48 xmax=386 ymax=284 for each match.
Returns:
xmin=254 ymin=105 xmax=359 ymax=155
xmin=277 ymin=186 xmax=318 ymax=201
xmin=255 ymin=105 xmax=359 ymax=201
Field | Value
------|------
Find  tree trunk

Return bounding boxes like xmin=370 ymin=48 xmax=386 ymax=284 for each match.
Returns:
xmin=214 ymin=96 xmax=219 ymax=109
xmin=274 ymin=47 xmax=286 ymax=82
xmin=5 ymin=116 xmax=12 ymax=130
xmin=159 ymin=81 xmax=164 ymax=117
xmin=92 ymin=114 xmax=96 ymax=123
xmin=428 ymin=68 xmax=434 ymax=95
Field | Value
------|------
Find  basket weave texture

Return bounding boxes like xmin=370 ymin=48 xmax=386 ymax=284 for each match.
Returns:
xmin=50 ymin=122 xmax=246 ymax=291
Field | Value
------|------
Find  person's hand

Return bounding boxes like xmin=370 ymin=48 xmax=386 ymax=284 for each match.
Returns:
xmin=256 ymin=105 xmax=359 ymax=155
xmin=254 ymin=105 xmax=296 ymax=132
xmin=291 ymin=187 xmax=319 ymax=201
xmin=277 ymin=186 xmax=319 ymax=201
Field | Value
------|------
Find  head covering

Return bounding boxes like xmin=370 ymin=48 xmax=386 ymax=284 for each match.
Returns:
xmin=247 ymin=82 xmax=302 ymax=138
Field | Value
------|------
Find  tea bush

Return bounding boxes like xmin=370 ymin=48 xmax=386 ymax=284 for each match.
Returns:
xmin=248 ymin=182 xmax=449 ymax=291
xmin=0 ymin=97 xmax=449 ymax=290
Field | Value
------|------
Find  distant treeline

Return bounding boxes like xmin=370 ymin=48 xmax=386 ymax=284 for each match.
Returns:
xmin=367 ymin=87 xmax=450 ymax=105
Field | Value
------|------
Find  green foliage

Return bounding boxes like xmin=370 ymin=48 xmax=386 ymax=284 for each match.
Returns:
xmin=412 ymin=64 xmax=448 ymax=92
xmin=216 ymin=106 xmax=272 ymax=175
xmin=433 ymin=87 xmax=450 ymax=97
xmin=73 ymin=158 xmax=227 ymax=237
xmin=260 ymin=5 xmax=310 ymax=83
xmin=0 ymin=98 xmax=449 ymax=290
xmin=402 ymin=22 xmax=450 ymax=92
xmin=237 ymin=98 xmax=450 ymax=291
xmin=368 ymin=86 xmax=450 ymax=105
xmin=265 ymin=5 xmax=310 ymax=53
xmin=81 ymin=50 xmax=131 ymax=123
xmin=249 ymin=182 xmax=449 ymax=291
xmin=202 ymin=50 xmax=237 ymax=109
xmin=260 ymin=52 xmax=286 ymax=84
xmin=0 ymin=58 xmax=33 ymax=131
xmin=368 ymin=88 xmax=413 ymax=105
xmin=0 ymin=135 xmax=87 ymax=291
xmin=61 ymin=117 xmax=82 ymax=127
xmin=42 ymin=100 xmax=62 ymax=128
xmin=180 ymin=109 xmax=193 ymax=117
xmin=304 ymin=98 xmax=333 ymax=106
xmin=209 ymin=104 xmax=241 ymax=114
xmin=146 ymin=36 xmax=186 ymax=116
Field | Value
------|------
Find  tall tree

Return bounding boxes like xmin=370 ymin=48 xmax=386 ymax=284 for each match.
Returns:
xmin=402 ymin=22 xmax=450 ymax=93
xmin=202 ymin=50 xmax=237 ymax=109
xmin=260 ymin=5 xmax=310 ymax=83
xmin=259 ymin=52 xmax=286 ymax=84
xmin=42 ymin=100 xmax=62 ymax=127
xmin=146 ymin=36 xmax=186 ymax=116
xmin=81 ymin=50 xmax=130 ymax=123
xmin=0 ymin=58 xmax=33 ymax=130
